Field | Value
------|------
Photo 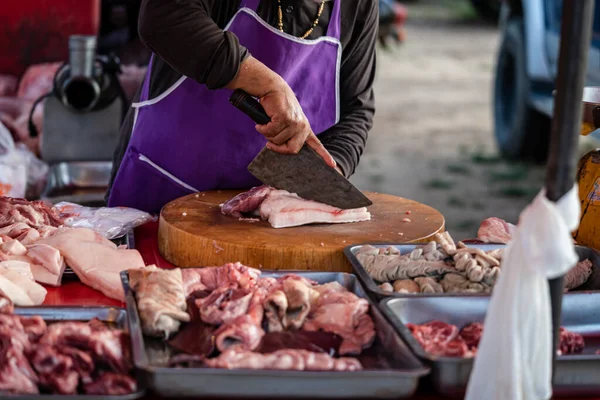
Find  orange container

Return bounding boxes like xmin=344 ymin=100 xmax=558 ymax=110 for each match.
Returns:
xmin=0 ymin=0 xmax=100 ymax=77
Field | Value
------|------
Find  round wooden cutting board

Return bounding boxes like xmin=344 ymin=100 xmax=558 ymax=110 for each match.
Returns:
xmin=158 ymin=190 xmax=445 ymax=272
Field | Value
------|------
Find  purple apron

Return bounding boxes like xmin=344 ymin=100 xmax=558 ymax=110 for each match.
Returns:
xmin=108 ymin=0 xmax=342 ymax=214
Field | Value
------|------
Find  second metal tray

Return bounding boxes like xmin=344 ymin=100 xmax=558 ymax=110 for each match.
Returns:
xmin=122 ymin=270 xmax=431 ymax=398
xmin=380 ymin=294 xmax=600 ymax=398
xmin=8 ymin=306 xmax=144 ymax=400
xmin=344 ymin=243 xmax=600 ymax=300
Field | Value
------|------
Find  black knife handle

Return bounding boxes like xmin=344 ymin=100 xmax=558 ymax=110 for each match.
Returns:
xmin=229 ymin=89 xmax=271 ymax=125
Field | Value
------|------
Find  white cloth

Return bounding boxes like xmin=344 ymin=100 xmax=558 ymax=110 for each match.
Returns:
xmin=465 ymin=185 xmax=580 ymax=400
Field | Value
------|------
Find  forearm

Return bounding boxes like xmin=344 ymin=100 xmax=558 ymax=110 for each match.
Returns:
xmin=138 ymin=0 xmax=246 ymax=89
xmin=319 ymin=110 xmax=372 ymax=177
xmin=225 ymin=56 xmax=288 ymax=98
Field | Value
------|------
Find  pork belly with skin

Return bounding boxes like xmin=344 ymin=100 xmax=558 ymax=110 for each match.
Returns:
xmin=35 ymin=227 xmax=145 ymax=301
xmin=220 ymin=185 xmax=371 ymax=228
xmin=129 ymin=266 xmax=190 ymax=338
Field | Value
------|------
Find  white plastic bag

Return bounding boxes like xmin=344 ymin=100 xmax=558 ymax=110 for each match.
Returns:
xmin=0 ymin=122 xmax=27 ymax=197
xmin=465 ymin=186 xmax=580 ymax=400
xmin=54 ymin=202 xmax=156 ymax=239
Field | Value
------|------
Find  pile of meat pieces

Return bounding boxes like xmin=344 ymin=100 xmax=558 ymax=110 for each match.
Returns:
xmin=0 ymin=63 xmax=146 ymax=155
xmin=358 ymin=232 xmax=502 ymax=294
xmin=0 ymin=294 xmax=136 ymax=395
xmin=220 ymin=185 xmax=371 ymax=228
xmin=407 ymin=320 xmax=585 ymax=358
xmin=0 ymin=196 xmax=145 ymax=303
xmin=357 ymin=232 xmax=593 ymax=295
xmin=131 ymin=263 xmax=375 ymax=372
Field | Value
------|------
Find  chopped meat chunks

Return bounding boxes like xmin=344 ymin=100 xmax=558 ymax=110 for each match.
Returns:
xmin=409 ymin=321 xmax=585 ymax=358
xmin=0 ymin=301 xmax=136 ymax=395
xmin=0 ymin=197 xmax=63 ymax=229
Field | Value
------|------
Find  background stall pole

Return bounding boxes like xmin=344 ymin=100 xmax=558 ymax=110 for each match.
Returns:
xmin=546 ymin=0 xmax=595 ymax=379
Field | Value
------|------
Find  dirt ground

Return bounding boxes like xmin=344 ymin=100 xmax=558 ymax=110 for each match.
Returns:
xmin=350 ymin=0 xmax=547 ymax=240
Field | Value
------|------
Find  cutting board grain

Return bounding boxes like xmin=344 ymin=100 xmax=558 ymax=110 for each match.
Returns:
xmin=158 ymin=190 xmax=445 ymax=272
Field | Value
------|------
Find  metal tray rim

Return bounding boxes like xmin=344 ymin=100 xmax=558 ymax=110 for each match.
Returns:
xmin=379 ymin=294 xmax=600 ymax=363
xmin=345 ymin=243 xmax=600 ymax=299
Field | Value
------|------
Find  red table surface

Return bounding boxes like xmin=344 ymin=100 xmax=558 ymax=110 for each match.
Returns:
xmin=40 ymin=222 xmax=596 ymax=400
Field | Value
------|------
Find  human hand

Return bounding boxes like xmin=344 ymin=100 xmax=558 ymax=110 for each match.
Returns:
xmin=256 ymin=89 xmax=337 ymax=169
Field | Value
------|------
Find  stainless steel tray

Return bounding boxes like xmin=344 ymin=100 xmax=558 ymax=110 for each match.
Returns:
xmin=121 ymin=270 xmax=431 ymax=398
xmin=380 ymin=294 xmax=600 ymax=398
xmin=344 ymin=243 xmax=600 ymax=300
xmin=8 ymin=306 xmax=144 ymax=399
xmin=42 ymin=162 xmax=112 ymax=207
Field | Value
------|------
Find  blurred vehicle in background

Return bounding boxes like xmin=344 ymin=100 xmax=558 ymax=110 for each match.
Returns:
xmin=380 ymin=0 xmax=408 ymax=48
xmin=493 ymin=0 xmax=600 ymax=162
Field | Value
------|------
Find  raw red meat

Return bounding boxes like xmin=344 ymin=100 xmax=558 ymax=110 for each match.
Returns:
xmin=0 ymin=197 xmax=63 ymax=229
xmin=0 ymin=75 xmax=18 ymax=97
xmin=559 ymin=327 xmax=585 ymax=355
xmin=181 ymin=262 xmax=261 ymax=295
xmin=16 ymin=63 xmax=61 ymax=101
xmin=459 ymin=322 xmax=483 ymax=349
xmin=196 ymin=287 xmax=254 ymax=325
xmin=477 ymin=217 xmax=515 ymax=244
xmin=168 ymin=321 xmax=216 ymax=357
xmin=214 ymin=314 xmax=265 ymax=352
xmin=409 ymin=321 xmax=585 ymax=358
xmin=29 ymin=344 xmax=80 ymax=394
xmin=0 ymin=329 xmax=39 ymax=394
xmin=220 ymin=185 xmax=371 ymax=228
xmin=304 ymin=282 xmax=375 ymax=355
xmin=219 ymin=185 xmax=272 ymax=218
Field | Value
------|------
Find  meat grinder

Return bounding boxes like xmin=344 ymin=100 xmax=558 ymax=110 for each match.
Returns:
xmin=575 ymin=87 xmax=600 ymax=250
xmin=39 ymin=35 xmax=126 ymax=206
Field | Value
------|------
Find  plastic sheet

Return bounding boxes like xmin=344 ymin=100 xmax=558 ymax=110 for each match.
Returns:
xmin=0 ymin=121 xmax=47 ymax=198
xmin=465 ymin=186 xmax=580 ymax=400
xmin=54 ymin=202 xmax=156 ymax=239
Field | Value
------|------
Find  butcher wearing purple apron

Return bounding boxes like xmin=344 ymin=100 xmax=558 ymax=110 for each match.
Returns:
xmin=107 ymin=0 xmax=378 ymax=214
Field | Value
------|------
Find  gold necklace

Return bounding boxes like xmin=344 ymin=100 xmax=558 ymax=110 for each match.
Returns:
xmin=277 ymin=0 xmax=326 ymax=40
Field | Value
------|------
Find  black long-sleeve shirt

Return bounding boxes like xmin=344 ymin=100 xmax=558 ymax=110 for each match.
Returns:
xmin=108 ymin=0 xmax=377 ymax=195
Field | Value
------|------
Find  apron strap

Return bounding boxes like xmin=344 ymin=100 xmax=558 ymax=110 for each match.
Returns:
xmin=139 ymin=53 xmax=155 ymax=102
xmin=240 ymin=0 xmax=261 ymax=11
xmin=325 ymin=0 xmax=342 ymax=40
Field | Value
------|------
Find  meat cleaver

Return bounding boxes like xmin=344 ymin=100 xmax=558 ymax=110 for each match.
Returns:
xmin=229 ymin=89 xmax=373 ymax=209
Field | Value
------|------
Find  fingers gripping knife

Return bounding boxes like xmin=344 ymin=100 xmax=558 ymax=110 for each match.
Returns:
xmin=228 ymin=89 xmax=373 ymax=209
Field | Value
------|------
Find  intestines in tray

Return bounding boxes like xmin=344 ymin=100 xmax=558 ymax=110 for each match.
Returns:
xmin=407 ymin=320 xmax=588 ymax=358
xmin=0 ymin=293 xmax=137 ymax=396
xmin=130 ymin=263 xmax=386 ymax=371
xmin=356 ymin=232 xmax=593 ymax=294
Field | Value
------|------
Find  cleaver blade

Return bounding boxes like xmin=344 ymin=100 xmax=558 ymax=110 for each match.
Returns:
xmin=248 ymin=145 xmax=373 ymax=209
xmin=229 ymin=88 xmax=372 ymax=209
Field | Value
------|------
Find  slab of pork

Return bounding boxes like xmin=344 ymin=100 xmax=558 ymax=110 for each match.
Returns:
xmin=220 ymin=185 xmax=371 ymax=228
xmin=35 ymin=227 xmax=145 ymax=301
